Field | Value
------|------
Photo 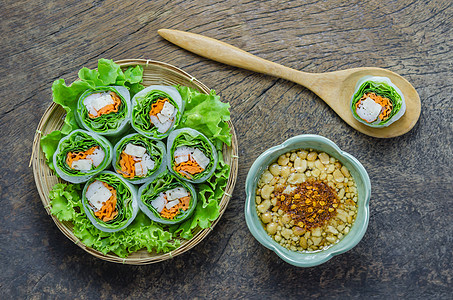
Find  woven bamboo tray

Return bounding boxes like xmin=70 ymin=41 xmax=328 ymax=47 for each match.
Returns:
xmin=31 ymin=59 xmax=238 ymax=265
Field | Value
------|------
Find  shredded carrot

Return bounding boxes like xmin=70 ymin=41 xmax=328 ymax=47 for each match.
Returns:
xmin=367 ymin=93 xmax=393 ymax=120
xmin=173 ymin=158 xmax=204 ymax=179
xmin=180 ymin=196 xmax=190 ymax=210
xmin=66 ymin=146 xmax=98 ymax=168
xmin=355 ymin=92 xmax=393 ymax=123
xmin=88 ymin=92 xmax=121 ymax=118
xmin=149 ymin=98 xmax=168 ymax=117
xmin=93 ymin=182 xmax=118 ymax=222
xmin=117 ymin=151 xmax=136 ymax=178
xmin=160 ymin=196 xmax=191 ymax=219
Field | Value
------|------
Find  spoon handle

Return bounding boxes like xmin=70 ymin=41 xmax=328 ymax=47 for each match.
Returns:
xmin=157 ymin=29 xmax=323 ymax=90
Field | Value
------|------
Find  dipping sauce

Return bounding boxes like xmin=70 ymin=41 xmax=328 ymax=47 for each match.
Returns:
xmin=255 ymin=149 xmax=358 ymax=252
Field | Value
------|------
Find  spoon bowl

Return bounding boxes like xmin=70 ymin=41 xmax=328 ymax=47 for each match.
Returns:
xmin=316 ymin=67 xmax=420 ymax=138
xmin=158 ymin=29 xmax=421 ymax=138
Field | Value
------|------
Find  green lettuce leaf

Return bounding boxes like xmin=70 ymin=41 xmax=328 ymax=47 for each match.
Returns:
xmin=41 ymin=131 xmax=65 ymax=172
xmin=52 ymin=79 xmax=91 ymax=134
xmin=177 ymin=86 xmax=231 ymax=146
xmin=124 ymin=66 xmax=144 ymax=84
xmin=128 ymin=82 xmax=145 ymax=97
xmin=49 ymin=183 xmax=82 ymax=221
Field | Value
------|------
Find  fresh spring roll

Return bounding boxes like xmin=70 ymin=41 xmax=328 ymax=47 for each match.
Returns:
xmin=76 ymin=86 xmax=131 ymax=136
xmin=167 ymin=128 xmax=218 ymax=184
xmin=131 ymin=85 xmax=184 ymax=139
xmin=53 ymin=129 xmax=113 ymax=183
xmin=112 ymin=133 xmax=167 ymax=184
xmin=138 ymin=171 xmax=197 ymax=225
xmin=82 ymin=171 xmax=139 ymax=232
xmin=350 ymin=76 xmax=406 ymax=127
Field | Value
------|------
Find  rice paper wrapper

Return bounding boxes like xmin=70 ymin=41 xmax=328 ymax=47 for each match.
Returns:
xmin=112 ymin=133 xmax=167 ymax=185
xmin=53 ymin=129 xmax=113 ymax=183
xmin=167 ymin=128 xmax=218 ymax=184
xmin=350 ymin=76 xmax=406 ymax=127
xmin=82 ymin=171 xmax=139 ymax=232
xmin=138 ymin=170 xmax=197 ymax=225
xmin=131 ymin=85 xmax=184 ymax=140
xmin=75 ymin=86 xmax=131 ymax=137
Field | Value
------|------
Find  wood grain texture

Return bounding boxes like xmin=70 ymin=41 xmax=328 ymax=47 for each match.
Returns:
xmin=1 ymin=0 xmax=452 ymax=298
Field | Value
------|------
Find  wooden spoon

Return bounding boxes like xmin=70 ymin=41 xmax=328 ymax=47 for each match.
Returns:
xmin=158 ymin=29 xmax=420 ymax=138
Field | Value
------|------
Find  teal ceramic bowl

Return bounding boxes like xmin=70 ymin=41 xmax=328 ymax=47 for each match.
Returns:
xmin=245 ymin=134 xmax=371 ymax=267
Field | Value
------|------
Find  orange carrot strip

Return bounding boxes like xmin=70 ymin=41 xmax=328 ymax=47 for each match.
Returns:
xmin=160 ymin=203 xmax=181 ymax=219
xmin=66 ymin=146 xmax=98 ymax=168
xmin=94 ymin=182 xmax=118 ymax=222
xmin=117 ymin=151 xmax=136 ymax=178
xmin=149 ymin=98 xmax=168 ymax=117
xmin=180 ymin=196 xmax=190 ymax=210
xmin=173 ymin=159 xmax=204 ymax=179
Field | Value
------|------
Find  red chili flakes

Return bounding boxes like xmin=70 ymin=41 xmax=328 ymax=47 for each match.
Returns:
xmin=275 ymin=179 xmax=338 ymax=230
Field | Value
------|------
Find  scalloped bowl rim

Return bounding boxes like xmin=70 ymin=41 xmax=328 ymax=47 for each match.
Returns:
xmin=244 ymin=134 xmax=371 ymax=267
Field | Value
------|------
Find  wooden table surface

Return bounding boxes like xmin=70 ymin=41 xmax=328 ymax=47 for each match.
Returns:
xmin=1 ymin=0 xmax=452 ymax=298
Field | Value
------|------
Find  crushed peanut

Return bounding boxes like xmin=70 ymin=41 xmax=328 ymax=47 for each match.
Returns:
xmin=256 ymin=149 xmax=358 ymax=252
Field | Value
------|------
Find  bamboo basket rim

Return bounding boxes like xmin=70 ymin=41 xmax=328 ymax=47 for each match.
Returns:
xmin=31 ymin=59 xmax=238 ymax=265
